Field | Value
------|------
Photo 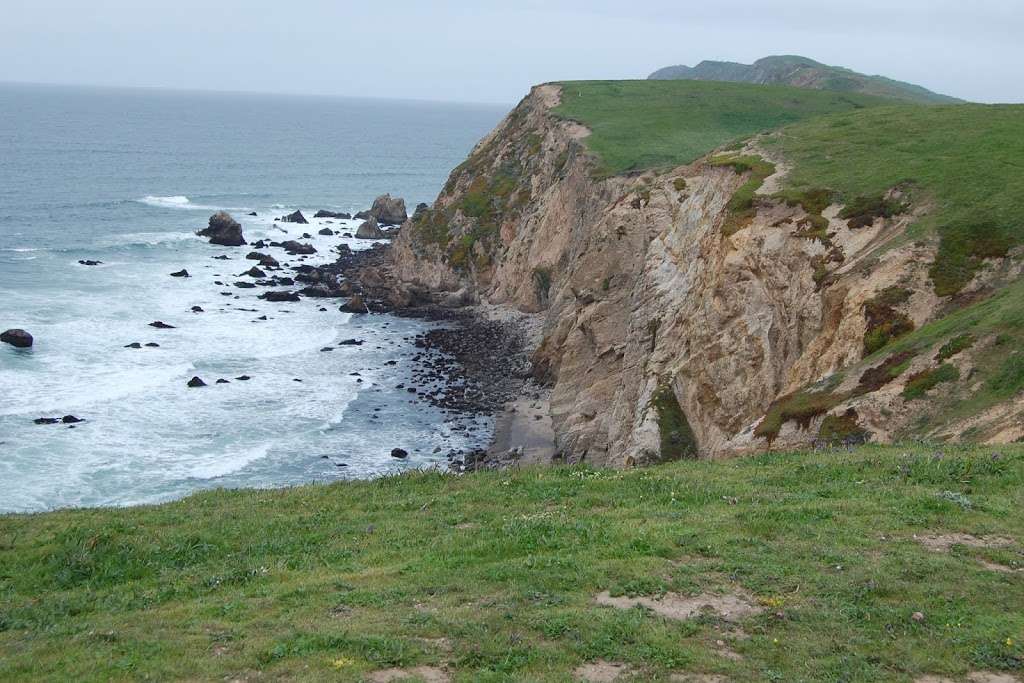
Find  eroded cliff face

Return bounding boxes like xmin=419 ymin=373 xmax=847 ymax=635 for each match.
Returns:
xmin=387 ymin=84 xmax=1010 ymax=465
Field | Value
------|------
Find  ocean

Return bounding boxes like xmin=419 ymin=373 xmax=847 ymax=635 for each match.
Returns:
xmin=0 ymin=83 xmax=507 ymax=513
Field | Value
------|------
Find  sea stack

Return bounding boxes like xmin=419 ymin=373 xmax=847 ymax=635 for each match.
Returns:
xmin=197 ymin=211 xmax=246 ymax=246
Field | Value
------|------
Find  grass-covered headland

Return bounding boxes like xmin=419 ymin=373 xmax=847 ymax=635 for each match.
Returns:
xmin=2 ymin=445 xmax=1022 ymax=681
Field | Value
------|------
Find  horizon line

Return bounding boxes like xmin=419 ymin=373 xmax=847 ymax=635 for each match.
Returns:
xmin=0 ymin=78 xmax=516 ymax=109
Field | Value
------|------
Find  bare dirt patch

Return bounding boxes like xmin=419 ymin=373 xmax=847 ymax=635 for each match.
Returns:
xmin=595 ymin=590 xmax=762 ymax=621
xmin=574 ymin=660 xmax=636 ymax=682
xmin=915 ymin=533 xmax=1015 ymax=553
xmin=915 ymin=533 xmax=1020 ymax=573
xmin=366 ymin=666 xmax=450 ymax=682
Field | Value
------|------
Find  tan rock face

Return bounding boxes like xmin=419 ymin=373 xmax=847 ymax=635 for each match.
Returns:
xmin=388 ymin=85 xmax=949 ymax=464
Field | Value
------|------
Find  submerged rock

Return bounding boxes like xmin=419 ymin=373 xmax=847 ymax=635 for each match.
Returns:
xmin=390 ymin=448 xmax=409 ymax=459
xmin=148 ymin=321 xmax=176 ymax=329
xmin=197 ymin=211 xmax=246 ymax=246
xmin=61 ymin=415 xmax=83 ymax=424
xmin=187 ymin=376 xmax=207 ymax=388
xmin=1 ymin=329 xmax=33 ymax=348
xmin=78 ymin=259 xmax=103 ymax=266
xmin=242 ymin=266 xmax=266 ymax=278
xmin=170 ymin=269 xmax=190 ymax=278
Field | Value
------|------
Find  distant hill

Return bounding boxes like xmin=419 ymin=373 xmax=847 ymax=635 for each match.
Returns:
xmin=648 ymin=55 xmax=962 ymax=104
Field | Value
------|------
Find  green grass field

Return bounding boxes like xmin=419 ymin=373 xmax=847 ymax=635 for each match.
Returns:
xmin=2 ymin=445 xmax=1022 ymax=681
xmin=552 ymin=80 xmax=889 ymax=177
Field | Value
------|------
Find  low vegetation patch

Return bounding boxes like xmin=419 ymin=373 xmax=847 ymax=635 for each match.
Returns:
xmin=816 ymin=408 xmax=869 ymax=446
xmin=650 ymin=380 xmax=698 ymax=460
xmin=863 ymin=286 xmax=915 ymax=356
xmin=2 ymin=446 xmax=1021 ymax=681
xmin=838 ymin=193 xmax=909 ymax=229
xmin=902 ymin=363 xmax=961 ymax=401
xmin=708 ymin=155 xmax=776 ymax=236
xmin=935 ymin=333 xmax=975 ymax=362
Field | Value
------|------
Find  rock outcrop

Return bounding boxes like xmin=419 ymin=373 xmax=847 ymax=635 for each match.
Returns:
xmin=280 ymin=210 xmax=309 ymax=224
xmin=368 ymin=194 xmax=408 ymax=225
xmin=381 ymin=83 xmax=1001 ymax=465
xmin=197 ymin=212 xmax=246 ymax=246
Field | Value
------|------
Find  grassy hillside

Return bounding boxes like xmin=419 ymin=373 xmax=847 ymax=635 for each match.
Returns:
xmin=2 ymin=445 xmax=1023 ymax=681
xmin=767 ymin=103 xmax=1024 ymax=297
xmin=552 ymin=80 xmax=890 ymax=177
xmin=648 ymin=55 xmax=962 ymax=105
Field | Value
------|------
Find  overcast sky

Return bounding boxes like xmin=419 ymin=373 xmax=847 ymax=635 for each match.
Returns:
xmin=2 ymin=0 xmax=1021 ymax=104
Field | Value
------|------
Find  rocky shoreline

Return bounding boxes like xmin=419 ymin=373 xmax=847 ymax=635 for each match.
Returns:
xmin=330 ymin=240 xmax=554 ymax=471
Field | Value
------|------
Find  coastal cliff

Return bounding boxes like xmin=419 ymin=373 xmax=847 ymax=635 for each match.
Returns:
xmin=385 ymin=83 xmax=1024 ymax=465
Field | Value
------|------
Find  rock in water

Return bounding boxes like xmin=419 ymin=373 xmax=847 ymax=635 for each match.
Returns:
xmin=314 ymin=209 xmax=352 ymax=219
xmin=281 ymin=210 xmax=308 ymax=224
xmin=370 ymin=194 xmax=408 ymax=225
xmin=260 ymin=291 xmax=301 ymax=302
xmin=318 ymin=227 xmax=334 ymax=236
xmin=390 ymin=448 xmax=409 ymax=459
xmin=1 ymin=329 xmax=33 ymax=348
xmin=187 ymin=376 xmax=207 ymax=388
xmin=170 ymin=269 xmax=190 ymax=278
xmin=280 ymin=240 xmax=317 ymax=255
xmin=355 ymin=217 xmax=385 ymax=239
xmin=197 ymin=211 xmax=246 ymax=246
xmin=242 ymin=266 xmax=266 ymax=278
xmin=411 ymin=202 xmax=429 ymax=222
xmin=148 ymin=321 xmax=176 ymax=329
xmin=61 ymin=415 xmax=83 ymax=424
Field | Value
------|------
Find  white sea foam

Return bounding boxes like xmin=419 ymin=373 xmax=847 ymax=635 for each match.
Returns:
xmin=137 ymin=195 xmax=251 ymax=212
xmin=188 ymin=444 xmax=271 ymax=479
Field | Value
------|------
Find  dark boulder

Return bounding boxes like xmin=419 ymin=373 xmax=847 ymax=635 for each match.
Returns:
xmin=1 ymin=329 xmax=33 ymax=348
xmin=216 ymin=378 xmax=230 ymax=384
xmin=390 ymin=448 xmax=409 ymax=459
xmin=260 ymin=291 xmax=301 ymax=302
xmin=191 ymin=306 xmax=204 ymax=312
xmin=187 ymin=376 xmax=207 ymax=388
xmin=197 ymin=211 xmax=246 ymax=246
xmin=61 ymin=415 xmax=83 ymax=424
xmin=314 ymin=210 xmax=352 ymax=219
xmin=234 ymin=281 xmax=256 ymax=288
xmin=148 ymin=321 xmax=175 ymax=329
xmin=78 ymin=259 xmax=103 ymax=266
xmin=355 ymin=217 xmax=385 ymax=239
xmin=353 ymin=209 xmax=371 ymax=220
xmin=280 ymin=240 xmax=317 ymax=255
xmin=280 ymin=210 xmax=309 ymax=224
xmin=411 ymin=202 xmax=429 ymax=222
xmin=145 ymin=342 xmax=160 ymax=347
xmin=242 ymin=266 xmax=266 ymax=278
xmin=338 ymin=338 xmax=363 ymax=346
xmin=34 ymin=417 xmax=60 ymax=425
xmin=170 ymin=269 xmax=190 ymax=278
xmin=248 ymin=211 xmax=258 ymax=216
xmin=246 ymin=252 xmax=279 ymax=267
xmin=124 ymin=342 xmax=142 ymax=349
xmin=318 ymin=227 xmax=334 ymax=236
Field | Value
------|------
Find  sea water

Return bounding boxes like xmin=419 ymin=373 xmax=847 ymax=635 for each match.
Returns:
xmin=0 ymin=83 xmax=506 ymax=512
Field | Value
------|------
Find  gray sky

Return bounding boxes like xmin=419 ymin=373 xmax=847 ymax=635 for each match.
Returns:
xmin=2 ymin=0 xmax=1022 ymax=104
